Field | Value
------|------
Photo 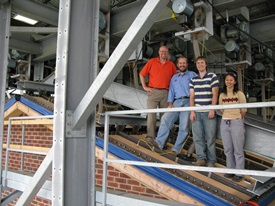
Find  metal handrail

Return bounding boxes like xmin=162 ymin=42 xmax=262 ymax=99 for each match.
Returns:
xmin=102 ymin=101 xmax=275 ymax=205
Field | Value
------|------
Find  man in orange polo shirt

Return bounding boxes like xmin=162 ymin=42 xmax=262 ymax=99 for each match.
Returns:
xmin=139 ymin=45 xmax=177 ymax=139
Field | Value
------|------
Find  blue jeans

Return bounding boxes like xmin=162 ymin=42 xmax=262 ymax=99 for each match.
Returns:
xmin=155 ymin=98 xmax=190 ymax=153
xmin=192 ymin=112 xmax=217 ymax=164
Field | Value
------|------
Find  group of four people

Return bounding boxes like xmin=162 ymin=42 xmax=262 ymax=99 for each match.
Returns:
xmin=139 ymin=46 xmax=247 ymax=182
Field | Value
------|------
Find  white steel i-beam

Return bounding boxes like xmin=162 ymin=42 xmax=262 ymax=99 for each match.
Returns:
xmin=0 ymin=1 xmax=11 ymax=201
xmin=72 ymin=0 xmax=170 ymax=130
xmin=52 ymin=0 xmax=71 ymax=205
xmin=53 ymin=0 xmax=99 ymax=205
xmin=10 ymin=26 xmax=57 ymax=33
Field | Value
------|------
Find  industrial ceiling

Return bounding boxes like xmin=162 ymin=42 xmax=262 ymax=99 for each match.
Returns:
xmin=9 ymin=0 xmax=275 ymax=58
xmin=6 ymin=0 xmax=275 ymax=97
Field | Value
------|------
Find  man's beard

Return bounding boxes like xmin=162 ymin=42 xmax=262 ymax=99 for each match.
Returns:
xmin=179 ymin=67 xmax=187 ymax=72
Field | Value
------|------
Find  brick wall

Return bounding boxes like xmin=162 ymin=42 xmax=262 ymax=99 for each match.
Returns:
xmin=2 ymin=124 xmax=53 ymax=205
xmin=2 ymin=124 xmax=52 ymax=173
xmin=2 ymin=123 xmax=166 ymax=205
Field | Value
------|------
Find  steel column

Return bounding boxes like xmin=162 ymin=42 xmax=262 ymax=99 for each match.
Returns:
xmin=52 ymin=0 xmax=70 ymax=205
xmin=53 ymin=0 xmax=99 ymax=205
xmin=0 ymin=0 xmax=11 ymax=201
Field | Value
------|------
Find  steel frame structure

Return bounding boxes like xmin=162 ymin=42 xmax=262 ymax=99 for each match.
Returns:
xmin=1 ymin=0 xmax=275 ymax=206
xmin=0 ymin=0 xmax=11 ymax=201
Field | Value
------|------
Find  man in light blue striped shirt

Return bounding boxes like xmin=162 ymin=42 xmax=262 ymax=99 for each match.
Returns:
xmin=189 ymin=56 xmax=219 ymax=167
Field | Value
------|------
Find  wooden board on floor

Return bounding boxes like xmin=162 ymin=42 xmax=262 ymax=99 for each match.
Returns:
xmin=110 ymin=134 xmax=251 ymax=201
xmin=134 ymin=135 xmax=258 ymax=189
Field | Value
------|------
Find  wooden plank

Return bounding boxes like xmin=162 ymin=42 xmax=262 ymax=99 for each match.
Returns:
xmin=136 ymin=134 xmax=259 ymax=188
xmin=4 ymin=101 xmax=47 ymax=119
xmin=96 ymin=147 xmax=204 ymax=205
xmin=4 ymin=102 xmax=23 ymax=119
xmin=268 ymin=199 xmax=275 ymax=206
xmin=16 ymin=102 xmax=42 ymax=117
xmin=4 ymin=101 xmax=41 ymax=119
xmin=3 ymin=144 xmax=51 ymax=153
xmin=4 ymin=119 xmax=53 ymax=125
xmin=135 ymin=135 xmax=257 ymax=188
xmin=4 ymin=102 xmax=53 ymax=131
xmin=110 ymin=135 xmax=251 ymax=201
xmin=132 ymin=134 xmax=189 ymax=155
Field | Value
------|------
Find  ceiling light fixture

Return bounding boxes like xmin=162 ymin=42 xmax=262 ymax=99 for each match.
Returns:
xmin=13 ymin=14 xmax=38 ymax=25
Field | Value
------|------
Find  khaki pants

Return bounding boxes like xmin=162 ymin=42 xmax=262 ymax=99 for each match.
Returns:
xmin=146 ymin=89 xmax=168 ymax=138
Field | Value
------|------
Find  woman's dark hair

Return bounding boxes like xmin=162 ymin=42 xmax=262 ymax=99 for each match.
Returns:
xmin=221 ymin=73 xmax=239 ymax=96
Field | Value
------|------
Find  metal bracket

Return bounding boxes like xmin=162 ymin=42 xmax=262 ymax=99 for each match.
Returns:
xmin=66 ymin=110 xmax=86 ymax=137
xmin=247 ymin=167 xmax=275 ymax=196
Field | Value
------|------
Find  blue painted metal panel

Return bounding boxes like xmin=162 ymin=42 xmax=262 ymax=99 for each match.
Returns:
xmin=258 ymin=189 xmax=275 ymax=206
xmin=4 ymin=95 xmax=53 ymax=115
xmin=96 ymin=137 xmax=232 ymax=206
xmin=4 ymin=96 xmax=17 ymax=111
xmin=20 ymin=96 xmax=53 ymax=115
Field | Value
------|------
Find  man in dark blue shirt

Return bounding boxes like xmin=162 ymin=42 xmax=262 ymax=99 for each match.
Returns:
xmin=146 ymin=56 xmax=196 ymax=155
